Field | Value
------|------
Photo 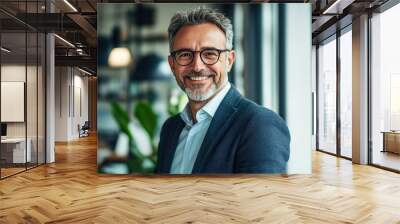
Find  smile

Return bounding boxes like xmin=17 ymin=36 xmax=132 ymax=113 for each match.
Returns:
xmin=189 ymin=76 xmax=210 ymax=81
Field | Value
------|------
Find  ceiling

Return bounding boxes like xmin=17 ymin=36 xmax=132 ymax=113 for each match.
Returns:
xmin=310 ymin=0 xmax=391 ymax=44
xmin=0 ymin=0 xmax=99 ymax=73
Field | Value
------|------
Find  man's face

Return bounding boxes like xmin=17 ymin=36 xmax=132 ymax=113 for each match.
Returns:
xmin=168 ymin=23 xmax=235 ymax=102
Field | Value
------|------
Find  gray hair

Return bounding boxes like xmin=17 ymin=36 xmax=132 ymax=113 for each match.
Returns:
xmin=168 ymin=7 xmax=233 ymax=52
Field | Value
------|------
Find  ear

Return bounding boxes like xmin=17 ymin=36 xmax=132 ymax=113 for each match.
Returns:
xmin=226 ymin=50 xmax=235 ymax=72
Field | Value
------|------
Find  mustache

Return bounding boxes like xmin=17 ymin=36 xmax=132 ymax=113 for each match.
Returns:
xmin=184 ymin=70 xmax=216 ymax=78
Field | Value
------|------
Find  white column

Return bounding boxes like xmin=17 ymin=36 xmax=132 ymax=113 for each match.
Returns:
xmin=46 ymin=1 xmax=55 ymax=163
xmin=352 ymin=14 xmax=369 ymax=164
xmin=46 ymin=33 xmax=55 ymax=163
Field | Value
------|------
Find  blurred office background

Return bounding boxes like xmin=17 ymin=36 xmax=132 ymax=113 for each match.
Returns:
xmin=97 ymin=3 xmax=311 ymax=174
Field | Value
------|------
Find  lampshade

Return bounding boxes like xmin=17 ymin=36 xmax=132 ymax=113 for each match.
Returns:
xmin=107 ymin=26 xmax=132 ymax=68
xmin=108 ymin=47 xmax=132 ymax=67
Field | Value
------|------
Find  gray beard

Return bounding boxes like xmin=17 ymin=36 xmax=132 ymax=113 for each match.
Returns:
xmin=185 ymin=82 xmax=218 ymax=102
xmin=176 ymin=69 xmax=228 ymax=102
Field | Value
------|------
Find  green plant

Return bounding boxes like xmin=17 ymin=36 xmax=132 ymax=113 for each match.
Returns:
xmin=134 ymin=101 xmax=158 ymax=163
xmin=110 ymin=100 xmax=158 ymax=173
xmin=107 ymin=91 xmax=186 ymax=174
xmin=168 ymin=92 xmax=187 ymax=116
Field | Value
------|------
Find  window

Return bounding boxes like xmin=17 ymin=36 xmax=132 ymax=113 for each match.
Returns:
xmin=339 ymin=28 xmax=352 ymax=158
xmin=0 ymin=1 xmax=47 ymax=179
xmin=318 ymin=36 xmax=337 ymax=155
xmin=370 ymin=3 xmax=400 ymax=171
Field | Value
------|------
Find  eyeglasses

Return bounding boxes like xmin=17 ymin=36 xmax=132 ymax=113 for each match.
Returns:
xmin=170 ymin=48 xmax=231 ymax=66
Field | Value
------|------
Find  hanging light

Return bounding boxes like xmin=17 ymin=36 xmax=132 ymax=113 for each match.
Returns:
xmin=63 ymin=0 xmax=78 ymax=12
xmin=77 ymin=67 xmax=93 ymax=76
xmin=54 ymin=34 xmax=75 ymax=48
xmin=108 ymin=27 xmax=132 ymax=68
xmin=1 ymin=47 xmax=11 ymax=53
xmin=108 ymin=47 xmax=132 ymax=67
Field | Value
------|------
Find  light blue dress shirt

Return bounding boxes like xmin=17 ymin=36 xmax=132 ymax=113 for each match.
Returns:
xmin=170 ymin=82 xmax=231 ymax=174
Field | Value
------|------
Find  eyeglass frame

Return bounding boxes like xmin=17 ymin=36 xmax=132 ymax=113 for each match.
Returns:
xmin=170 ymin=48 xmax=231 ymax=66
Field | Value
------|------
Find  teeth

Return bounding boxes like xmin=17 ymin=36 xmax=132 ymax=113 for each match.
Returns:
xmin=189 ymin=76 xmax=209 ymax=81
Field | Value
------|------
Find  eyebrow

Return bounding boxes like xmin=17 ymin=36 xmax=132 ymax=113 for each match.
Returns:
xmin=173 ymin=48 xmax=192 ymax=52
xmin=172 ymin=47 xmax=220 ymax=52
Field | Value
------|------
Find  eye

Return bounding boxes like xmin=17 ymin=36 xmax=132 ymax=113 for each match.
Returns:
xmin=202 ymin=50 xmax=218 ymax=58
xmin=177 ymin=51 xmax=192 ymax=58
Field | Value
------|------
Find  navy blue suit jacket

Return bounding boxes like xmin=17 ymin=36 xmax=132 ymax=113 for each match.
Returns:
xmin=155 ymin=87 xmax=290 ymax=174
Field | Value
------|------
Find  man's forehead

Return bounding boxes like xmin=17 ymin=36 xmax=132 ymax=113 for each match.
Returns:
xmin=172 ymin=23 xmax=226 ymax=50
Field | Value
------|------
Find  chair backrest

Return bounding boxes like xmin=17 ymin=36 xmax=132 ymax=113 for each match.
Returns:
xmin=82 ymin=121 xmax=90 ymax=129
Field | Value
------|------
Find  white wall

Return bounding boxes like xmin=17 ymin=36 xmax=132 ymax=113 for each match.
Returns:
xmin=55 ymin=67 xmax=89 ymax=141
xmin=1 ymin=82 xmax=25 ymax=122
xmin=284 ymin=4 xmax=312 ymax=174
xmin=55 ymin=67 xmax=69 ymax=141
xmin=1 ymin=65 xmax=37 ymax=137
xmin=1 ymin=65 xmax=26 ymax=132
xmin=72 ymin=72 xmax=89 ymax=138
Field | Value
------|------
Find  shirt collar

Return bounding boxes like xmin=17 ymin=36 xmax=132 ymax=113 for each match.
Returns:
xmin=180 ymin=82 xmax=231 ymax=126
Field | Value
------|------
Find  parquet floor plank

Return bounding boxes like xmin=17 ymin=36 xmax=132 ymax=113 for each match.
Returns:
xmin=0 ymin=134 xmax=399 ymax=223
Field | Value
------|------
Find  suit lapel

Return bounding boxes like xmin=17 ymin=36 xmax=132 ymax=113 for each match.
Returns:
xmin=192 ymin=87 xmax=242 ymax=173
xmin=162 ymin=117 xmax=185 ymax=173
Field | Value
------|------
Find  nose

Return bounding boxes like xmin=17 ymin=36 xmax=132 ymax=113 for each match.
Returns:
xmin=192 ymin=52 xmax=207 ymax=72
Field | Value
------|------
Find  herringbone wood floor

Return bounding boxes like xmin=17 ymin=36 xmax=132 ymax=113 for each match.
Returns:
xmin=1 ymin=134 xmax=400 ymax=224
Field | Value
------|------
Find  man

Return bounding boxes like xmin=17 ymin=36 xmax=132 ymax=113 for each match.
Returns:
xmin=156 ymin=7 xmax=290 ymax=174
